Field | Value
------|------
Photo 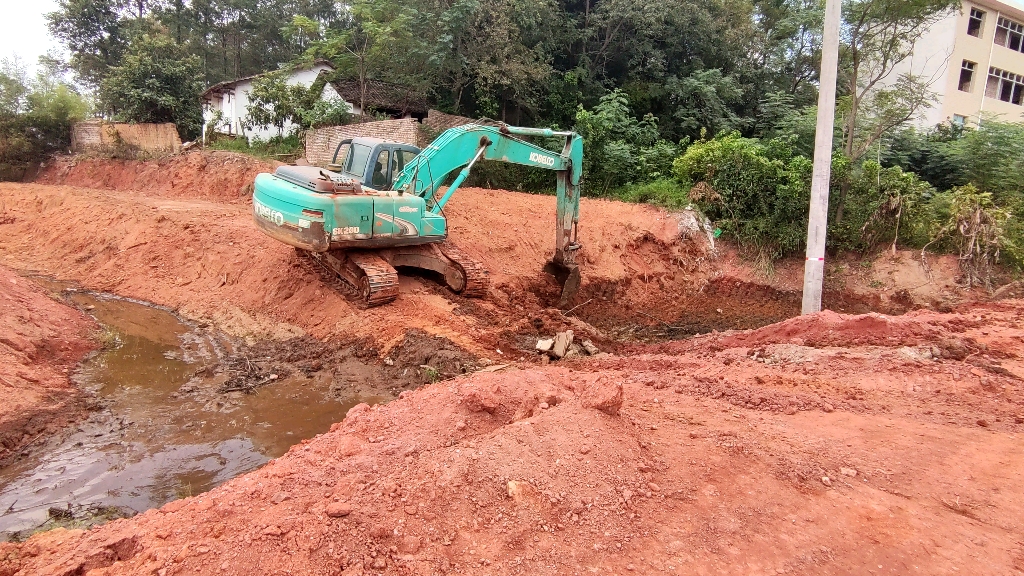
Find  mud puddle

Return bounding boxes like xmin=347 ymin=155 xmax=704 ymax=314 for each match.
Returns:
xmin=0 ymin=284 xmax=399 ymax=541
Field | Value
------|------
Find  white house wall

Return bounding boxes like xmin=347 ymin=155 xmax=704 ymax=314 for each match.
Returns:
xmin=204 ymin=63 xmax=344 ymax=142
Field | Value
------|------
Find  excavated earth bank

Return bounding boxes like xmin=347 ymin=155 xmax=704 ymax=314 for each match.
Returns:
xmin=0 ymin=267 xmax=96 ymax=465
xmin=0 ymin=152 xmax=1021 ymax=574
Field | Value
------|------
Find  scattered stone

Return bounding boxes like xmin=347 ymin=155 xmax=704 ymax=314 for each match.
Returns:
xmin=263 ymin=525 xmax=282 ymax=536
xmin=326 ymin=502 xmax=354 ymax=517
xmin=552 ymin=330 xmax=575 ymax=359
xmin=455 ymin=421 xmax=467 ymax=431
xmin=383 ymin=357 xmax=394 ymax=366
xmin=269 ymin=374 xmax=279 ymax=381
xmin=536 ymin=339 xmax=554 ymax=352
xmin=579 ymin=445 xmax=591 ymax=455
xmin=538 ymin=402 xmax=549 ymax=410
xmin=477 ymin=364 xmax=509 ymax=373
xmin=463 ymin=385 xmax=500 ymax=414
xmin=821 ymin=476 xmax=832 ymax=487
xmin=648 ymin=482 xmax=660 ymax=492
xmin=405 ymin=505 xmax=418 ymax=515
xmin=398 ymin=535 xmax=421 ymax=554
xmin=271 ymin=491 xmax=289 ymax=504
xmin=977 ymin=419 xmax=989 ymax=428
xmin=582 ymin=379 xmax=623 ymax=416
xmin=581 ymin=340 xmax=600 ymax=355
xmin=822 ymin=403 xmax=835 ymax=413
xmin=840 ymin=468 xmax=857 ymax=477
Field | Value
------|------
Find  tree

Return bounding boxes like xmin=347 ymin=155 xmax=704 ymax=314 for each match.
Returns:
xmin=291 ymin=0 xmax=421 ymax=114
xmin=100 ymin=34 xmax=205 ymax=140
xmin=46 ymin=0 xmax=135 ymax=86
xmin=833 ymin=0 xmax=959 ymax=224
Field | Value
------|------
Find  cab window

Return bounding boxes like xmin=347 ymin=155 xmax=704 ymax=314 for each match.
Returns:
xmin=344 ymin=143 xmax=372 ymax=178
xmin=371 ymin=149 xmax=390 ymax=187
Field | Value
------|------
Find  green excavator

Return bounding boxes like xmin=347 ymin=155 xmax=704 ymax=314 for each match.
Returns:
xmin=251 ymin=123 xmax=582 ymax=306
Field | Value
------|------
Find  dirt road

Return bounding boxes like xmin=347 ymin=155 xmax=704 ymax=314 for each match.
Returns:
xmin=0 ymin=152 xmax=1020 ymax=574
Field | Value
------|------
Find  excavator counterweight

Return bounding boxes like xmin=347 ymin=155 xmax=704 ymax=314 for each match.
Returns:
xmin=252 ymin=123 xmax=582 ymax=306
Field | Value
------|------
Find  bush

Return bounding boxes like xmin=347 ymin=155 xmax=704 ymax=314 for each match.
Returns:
xmin=830 ymin=160 xmax=935 ymax=253
xmin=616 ymin=179 xmax=690 ymax=209
xmin=673 ymin=132 xmax=812 ymax=262
xmin=208 ymin=133 xmax=304 ymax=160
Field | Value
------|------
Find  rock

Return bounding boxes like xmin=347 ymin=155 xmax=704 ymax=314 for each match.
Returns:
xmin=977 ymin=419 xmax=989 ymax=428
xmin=579 ymin=445 xmax=590 ymax=454
xmin=455 ymin=420 xmax=467 ymax=431
xmin=405 ymin=505 xmax=417 ymax=515
xmin=538 ymin=402 xmax=549 ymax=410
xmin=648 ymin=482 xmax=660 ymax=492
xmin=384 ymin=357 xmax=394 ymax=366
xmin=372 ymin=557 xmax=386 ymax=569
xmin=463 ymin=385 xmax=501 ymax=414
xmin=840 ymin=468 xmax=857 ymax=477
xmin=582 ymin=378 xmax=623 ymax=416
xmin=398 ymin=535 xmax=421 ymax=554
xmin=581 ymin=340 xmax=600 ymax=355
xmin=271 ymin=491 xmax=289 ymax=504
xmin=536 ymin=339 xmax=554 ymax=352
xmin=326 ymin=502 xmax=354 ymax=517
xmin=821 ymin=476 xmax=832 ymax=487
xmin=822 ymin=403 xmax=834 ymax=413
xmin=552 ymin=330 xmax=574 ymax=359
xmin=263 ymin=525 xmax=282 ymax=536
xmin=477 ymin=364 xmax=509 ymax=373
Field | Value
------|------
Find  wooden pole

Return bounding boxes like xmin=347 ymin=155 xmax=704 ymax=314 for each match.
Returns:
xmin=802 ymin=0 xmax=842 ymax=315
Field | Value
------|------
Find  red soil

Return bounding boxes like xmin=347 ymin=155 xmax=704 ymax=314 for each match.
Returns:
xmin=2 ymin=302 xmax=1022 ymax=575
xmin=0 ymin=266 xmax=96 ymax=464
xmin=1 ymin=153 xmax=1021 ymax=575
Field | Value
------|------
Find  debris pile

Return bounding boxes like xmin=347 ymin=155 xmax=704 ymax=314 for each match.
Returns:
xmin=535 ymin=330 xmax=602 ymax=362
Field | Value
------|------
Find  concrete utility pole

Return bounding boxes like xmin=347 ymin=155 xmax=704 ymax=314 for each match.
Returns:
xmin=801 ymin=0 xmax=842 ymax=315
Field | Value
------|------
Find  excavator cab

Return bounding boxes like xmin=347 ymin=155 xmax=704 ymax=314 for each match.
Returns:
xmin=328 ymin=138 xmax=420 ymax=191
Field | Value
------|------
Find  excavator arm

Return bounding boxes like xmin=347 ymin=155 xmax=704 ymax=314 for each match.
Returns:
xmin=391 ymin=124 xmax=583 ymax=305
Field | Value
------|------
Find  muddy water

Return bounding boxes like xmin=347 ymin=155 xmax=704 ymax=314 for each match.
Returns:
xmin=0 ymin=287 xmax=387 ymax=540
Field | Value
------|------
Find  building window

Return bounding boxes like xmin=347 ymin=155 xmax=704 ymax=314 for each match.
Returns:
xmin=968 ymin=8 xmax=985 ymax=37
xmin=959 ymin=60 xmax=977 ymax=92
xmin=952 ymin=114 xmax=967 ymax=127
xmin=986 ymin=67 xmax=1024 ymax=105
xmin=995 ymin=16 xmax=1024 ymax=52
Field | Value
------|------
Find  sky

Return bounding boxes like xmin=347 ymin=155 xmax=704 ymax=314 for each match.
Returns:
xmin=0 ymin=0 xmax=61 ymax=74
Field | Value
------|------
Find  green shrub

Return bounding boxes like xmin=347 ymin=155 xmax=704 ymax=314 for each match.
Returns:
xmin=616 ymin=179 xmax=690 ymax=209
xmin=673 ymin=132 xmax=812 ymax=262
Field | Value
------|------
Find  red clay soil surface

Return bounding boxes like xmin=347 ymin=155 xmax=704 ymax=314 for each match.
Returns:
xmin=1 ymin=153 xmax=1021 ymax=575
xmin=0 ymin=266 xmax=96 ymax=464
xmin=1 ymin=301 xmax=1022 ymax=575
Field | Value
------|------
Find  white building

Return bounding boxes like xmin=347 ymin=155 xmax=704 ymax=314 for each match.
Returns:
xmin=891 ymin=0 xmax=1024 ymax=127
xmin=201 ymin=61 xmax=429 ymax=142
xmin=201 ymin=60 xmax=340 ymax=141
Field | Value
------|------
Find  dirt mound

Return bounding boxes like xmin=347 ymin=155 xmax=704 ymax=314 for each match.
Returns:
xmin=3 ymin=300 xmax=1023 ymax=574
xmin=0 ymin=267 xmax=96 ymax=464
xmin=34 ymin=151 xmax=280 ymax=203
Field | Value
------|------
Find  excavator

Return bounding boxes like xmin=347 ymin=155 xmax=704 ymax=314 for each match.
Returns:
xmin=251 ymin=123 xmax=582 ymax=306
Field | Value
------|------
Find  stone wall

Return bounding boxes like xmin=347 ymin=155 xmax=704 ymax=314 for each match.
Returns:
xmin=72 ymin=121 xmax=182 ymax=155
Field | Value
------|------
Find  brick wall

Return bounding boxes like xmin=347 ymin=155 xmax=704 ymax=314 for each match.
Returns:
xmin=419 ymin=109 xmax=475 ymax=147
xmin=72 ymin=121 xmax=182 ymax=155
xmin=304 ymin=118 xmax=421 ymax=167
xmin=303 ymin=111 xmax=479 ymax=166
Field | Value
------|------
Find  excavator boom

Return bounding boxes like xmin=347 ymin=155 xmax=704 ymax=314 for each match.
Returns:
xmin=392 ymin=124 xmax=582 ymax=304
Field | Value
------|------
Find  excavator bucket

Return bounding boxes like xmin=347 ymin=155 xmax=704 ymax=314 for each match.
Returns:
xmin=544 ymin=260 xmax=581 ymax=308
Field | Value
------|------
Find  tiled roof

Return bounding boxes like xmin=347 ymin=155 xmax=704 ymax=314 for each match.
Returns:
xmin=327 ymin=77 xmax=429 ymax=115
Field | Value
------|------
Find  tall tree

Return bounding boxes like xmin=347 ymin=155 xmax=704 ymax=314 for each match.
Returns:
xmin=100 ymin=33 xmax=205 ymax=139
